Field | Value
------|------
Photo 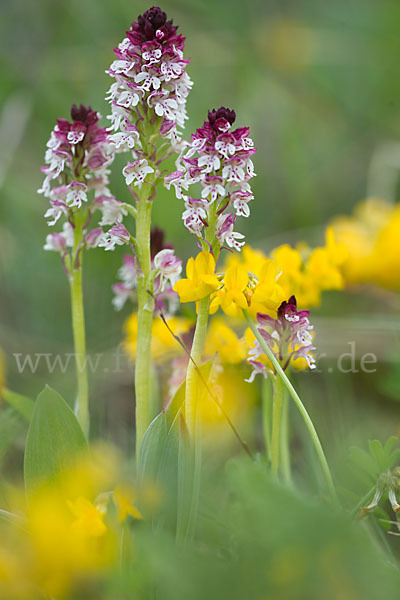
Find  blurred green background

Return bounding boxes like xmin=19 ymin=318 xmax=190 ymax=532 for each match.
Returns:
xmin=1 ymin=0 xmax=400 ymax=461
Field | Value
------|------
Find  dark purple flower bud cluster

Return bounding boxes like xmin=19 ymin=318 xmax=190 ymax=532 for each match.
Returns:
xmin=247 ymin=296 xmax=316 ymax=382
xmin=134 ymin=7 xmax=178 ymax=44
xmin=207 ymin=107 xmax=236 ymax=131
xmin=165 ymin=106 xmax=256 ymax=251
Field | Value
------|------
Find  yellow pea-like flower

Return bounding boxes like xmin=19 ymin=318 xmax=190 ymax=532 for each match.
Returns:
xmin=173 ymin=250 xmax=220 ymax=302
xmin=210 ymin=264 xmax=249 ymax=316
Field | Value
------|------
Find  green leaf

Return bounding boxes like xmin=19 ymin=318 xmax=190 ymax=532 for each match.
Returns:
xmin=3 ymin=388 xmax=34 ymax=422
xmin=176 ymin=422 xmax=202 ymax=545
xmin=137 ymin=410 xmax=181 ymax=529
xmin=348 ymin=446 xmax=378 ymax=485
xmin=0 ymin=509 xmax=25 ymax=529
xmin=24 ymin=385 xmax=87 ymax=496
xmin=137 ymin=411 xmax=168 ymax=483
xmin=368 ymin=440 xmax=385 ymax=471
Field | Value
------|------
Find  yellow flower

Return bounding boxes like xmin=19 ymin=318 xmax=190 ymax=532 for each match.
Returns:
xmin=325 ymin=226 xmax=348 ymax=265
xmin=113 ymin=485 xmax=143 ymax=522
xmin=67 ymin=496 xmax=107 ymax=537
xmin=204 ymin=317 xmax=246 ymax=364
xmin=373 ymin=205 xmax=400 ymax=288
xmin=124 ymin=313 xmax=193 ymax=362
xmin=196 ymin=365 xmax=256 ymax=439
xmin=251 ymin=259 xmax=287 ymax=315
xmin=28 ymin=485 xmax=115 ymax=597
xmin=305 ymin=228 xmax=347 ymax=292
xmin=210 ymin=264 xmax=249 ymax=316
xmin=330 ymin=197 xmax=400 ymax=289
xmin=173 ymin=251 xmax=220 ymax=302
xmin=272 ymin=244 xmax=302 ymax=279
xmin=229 ymin=245 xmax=267 ymax=279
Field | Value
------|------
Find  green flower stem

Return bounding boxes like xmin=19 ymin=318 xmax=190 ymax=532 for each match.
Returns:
xmin=134 ymin=184 xmax=155 ymax=458
xmin=185 ymin=295 xmax=210 ymax=437
xmin=271 ymin=375 xmax=284 ymax=478
xmin=185 ymin=203 xmax=218 ymax=438
xmin=261 ymin=378 xmax=272 ymax=462
xmin=243 ymin=309 xmax=338 ymax=505
xmin=280 ymin=393 xmax=291 ymax=484
xmin=69 ymin=220 xmax=89 ymax=436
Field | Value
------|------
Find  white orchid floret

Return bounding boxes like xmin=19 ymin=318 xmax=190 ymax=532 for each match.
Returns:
xmin=164 ymin=170 xmax=188 ymax=199
xmin=66 ymin=181 xmax=88 ymax=208
xmin=153 ymin=248 xmax=182 ymax=290
xmin=115 ymin=89 xmax=141 ymax=109
xmin=44 ymin=232 xmax=67 ymax=252
xmin=147 ymin=92 xmax=178 ymax=120
xmin=112 ymin=283 xmax=134 ymax=311
xmin=98 ymin=223 xmax=130 ymax=251
xmin=201 ymin=176 xmax=226 ymax=203
xmin=135 ymin=70 xmax=162 ymax=91
xmin=122 ymin=159 xmax=154 ymax=188
xmin=222 ymin=158 xmax=246 ymax=183
xmin=109 ymin=59 xmax=136 ymax=76
xmin=231 ymin=190 xmax=253 ymax=218
xmin=96 ymin=196 xmax=128 ymax=227
xmin=117 ymin=255 xmax=137 ymax=288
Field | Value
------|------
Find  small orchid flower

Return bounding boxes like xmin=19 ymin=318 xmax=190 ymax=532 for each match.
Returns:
xmin=153 ymin=248 xmax=182 ymax=290
xmin=122 ymin=159 xmax=154 ymax=187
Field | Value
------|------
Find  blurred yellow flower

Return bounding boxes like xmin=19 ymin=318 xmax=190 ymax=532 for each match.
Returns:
xmin=173 ymin=250 xmax=220 ymax=302
xmin=0 ymin=446 xmax=128 ymax=599
xmin=197 ymin=364 xmax=256 ymax=440
xmin=210 ymin=264 xmax=249 ymax=316
xmin=305 ymin=227 xmax=347 ymax=292
xmin=124 ymin=313 xmax=193 ymax=362
xmin=113 ymin=484 xmax=143 ymax=522
xmin=331 ymin=197 xmax=400 ymax=290
xmin=251 ymin=258 xmax=287 ymax=315
xmin=204 ymin=317 xmax=246 ymax=364
xmin=67 ymin=496 xmax=107 ymax=537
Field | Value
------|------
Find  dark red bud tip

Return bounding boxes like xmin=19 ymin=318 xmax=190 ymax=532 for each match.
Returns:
xmin=70 ymin=104 xmax=99 ymax=126
xmin=208 ymin=107 xmax=236 ymax=129
xmin=136 ymin=6 xmax=177 ymax=42
xmin=277 ymin=295 xmax=297 ymax=318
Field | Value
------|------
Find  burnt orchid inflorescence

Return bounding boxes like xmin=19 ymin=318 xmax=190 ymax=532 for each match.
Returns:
xmin=38 ymin=103 xmax=127 ymax=433
xmin=166 ymin=106 xmax=256 ymax=252
xmin=38 ymin=103 xmax=134 ymax=263
xmin=247 ymin=295 xmax=316 ymax=382
xmin=106 ymin=6 xmax=192 ymax=166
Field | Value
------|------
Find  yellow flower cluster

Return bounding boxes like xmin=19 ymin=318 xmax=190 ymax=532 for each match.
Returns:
xmin=124 ymin=230 xmax=346 ymax=375
xmin=0 ymin=446 xmax=143 ymax=599
xmin=173 ymin=230 xmax=347 ymax=319
xmin=331 ymin=198 xmax=400 ymax=289
xmin=226 ymin=229 xmax=347 ymax=313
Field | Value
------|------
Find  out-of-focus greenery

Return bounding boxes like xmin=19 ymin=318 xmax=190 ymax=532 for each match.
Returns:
xmin=112 ymin=459 xmax=400 ymax=600
xmin=1 ymin=1 xmax=400 ymax=463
